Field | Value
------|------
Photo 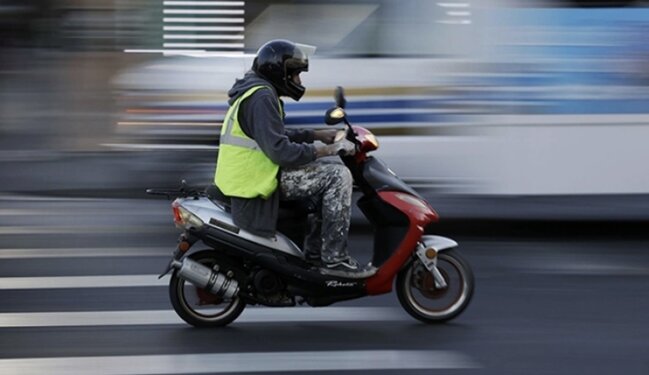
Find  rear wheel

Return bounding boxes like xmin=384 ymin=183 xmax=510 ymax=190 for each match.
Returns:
xmin=169 ymin=250 xmax=245 ymax=327
xmin=396 ymin=249 xmax=474 ymax=323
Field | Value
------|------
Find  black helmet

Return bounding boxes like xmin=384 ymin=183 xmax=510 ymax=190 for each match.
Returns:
xmin=252 ymin=39 xmax=310 ymax=101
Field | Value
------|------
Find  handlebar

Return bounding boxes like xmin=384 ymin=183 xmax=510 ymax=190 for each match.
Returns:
xmin=146 ymin=180 xmax=205 ymax=199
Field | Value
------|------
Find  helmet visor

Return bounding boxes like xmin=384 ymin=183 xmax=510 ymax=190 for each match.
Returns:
xmin=286 ymin=43 xmax=316 ymax=73
xmin=295 ymin=43 xmax=316 ymax=58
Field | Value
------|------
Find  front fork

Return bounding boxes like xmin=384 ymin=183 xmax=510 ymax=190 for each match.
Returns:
xmin=158 ymin=231 xmax=198 ymax=279
xmin=414 ymin=236 xmax=458 ymax=289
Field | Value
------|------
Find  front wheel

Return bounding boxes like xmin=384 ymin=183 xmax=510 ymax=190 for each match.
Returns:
xmin=169 ymin=250 xmax=246 ymax=327
xmin=396 ymin=249 xmax=474 ymax=323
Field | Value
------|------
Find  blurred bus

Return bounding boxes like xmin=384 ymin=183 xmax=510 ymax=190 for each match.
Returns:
xmin=111 ymin=0 xmax=649 ymax=198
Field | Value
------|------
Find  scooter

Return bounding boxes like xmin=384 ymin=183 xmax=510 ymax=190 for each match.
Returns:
xmin=147 ymin=87 xmax=474 ymax=327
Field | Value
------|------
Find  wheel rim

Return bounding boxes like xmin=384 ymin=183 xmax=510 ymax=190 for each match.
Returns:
xmin=404 ymin=253 xmax=470 ymax=318
xmin=176 ymin=258 xmax=241 ymax=322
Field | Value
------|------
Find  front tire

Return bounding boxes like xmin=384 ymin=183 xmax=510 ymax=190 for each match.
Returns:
xmin=169 ymin=250 xmax=246 ymax=327
xmin=396 ymin=249 xmax=474 ymax=323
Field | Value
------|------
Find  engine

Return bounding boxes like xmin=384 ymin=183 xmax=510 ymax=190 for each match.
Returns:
xmin=248 ymin=268 xmax=294 ymax=306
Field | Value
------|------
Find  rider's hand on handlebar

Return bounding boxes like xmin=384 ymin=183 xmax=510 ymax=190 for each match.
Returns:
xmin=335 ymin=139 xmax=356 ymax=156
xmin=314 ymin=139 xmax=356 ymax=158
xmin=313 ymin=129 xmax=338 ymax=144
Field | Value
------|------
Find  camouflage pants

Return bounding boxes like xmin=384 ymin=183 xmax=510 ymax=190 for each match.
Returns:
xmin=279 ymin=159 xmax=353 ymax=264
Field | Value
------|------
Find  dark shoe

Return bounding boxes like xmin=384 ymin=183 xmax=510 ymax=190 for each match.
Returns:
xmin=320 ymin=257 xmax=377 ymax=278
xmin=325 ymin=257 xmax=360 ymax=271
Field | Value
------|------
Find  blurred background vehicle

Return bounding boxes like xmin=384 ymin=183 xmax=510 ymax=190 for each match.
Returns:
xmin=2 ymin=0 xmax=649 ymax=220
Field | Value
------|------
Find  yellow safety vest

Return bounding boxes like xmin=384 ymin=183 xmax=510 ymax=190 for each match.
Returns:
xmin=214 ymin=86 xmax=281 ymax=199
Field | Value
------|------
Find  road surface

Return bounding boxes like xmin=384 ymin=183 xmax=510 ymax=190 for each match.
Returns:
xmin=1 ymin=194 xmax=648 ymax=374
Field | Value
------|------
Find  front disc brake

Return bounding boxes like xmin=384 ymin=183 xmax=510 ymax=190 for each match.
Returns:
xmin=413 ymin=264 xmax=448 ymax=298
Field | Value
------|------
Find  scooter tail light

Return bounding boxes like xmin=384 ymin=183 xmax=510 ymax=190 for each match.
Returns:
xmin=172 ymin=200 xmax=184 ymax=226
xmin=171 ymin=200 xmax=204 ymax=230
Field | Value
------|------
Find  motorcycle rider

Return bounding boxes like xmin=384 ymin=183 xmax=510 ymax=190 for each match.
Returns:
xmin=214 ymin=39 xmax=372 ymax=276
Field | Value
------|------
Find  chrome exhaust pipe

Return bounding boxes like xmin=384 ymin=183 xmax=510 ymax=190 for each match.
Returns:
xmin=171 ymin=258 xmax=239 ymax=299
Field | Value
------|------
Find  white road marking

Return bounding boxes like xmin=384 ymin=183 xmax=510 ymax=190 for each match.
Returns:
xmin=0 ymin=225 xmax=169 ymax=235
xmin=522 ymin=263 xmax=649 ymax=276
xmin=0 ymin=307 xmax=407 ymax=328
xmin=0 ymin=350 xmax=480 ymax=374
xmin=102 ymin=143 xmax=219 ymax=150
xmin=0 ymin=247 xmax=168 ymax=259
xmin=0 ymin=209 xmax=163 ymax=216
xmin=0 ymin=275 xmax=166 ymax=289
xmin=0 ymin=195 xmax=101 ymax=202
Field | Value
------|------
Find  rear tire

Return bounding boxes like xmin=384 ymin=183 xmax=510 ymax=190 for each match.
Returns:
xmin=169 ymin=250 xmax=245 ymax=327
xmin=396 ymin=249 xmax=474 ymax=323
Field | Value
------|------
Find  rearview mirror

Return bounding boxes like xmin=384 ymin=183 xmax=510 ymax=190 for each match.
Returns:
xmin=324 ymin=107 xmax=346 ymax=125
xmin=334 ymin=86 xmax=347 ymax=109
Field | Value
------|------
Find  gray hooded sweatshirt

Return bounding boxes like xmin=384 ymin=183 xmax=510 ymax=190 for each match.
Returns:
xmin=223 ymin=71 xmax=317 ymax=236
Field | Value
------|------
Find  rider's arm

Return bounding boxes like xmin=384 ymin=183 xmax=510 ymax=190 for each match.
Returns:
xmin=285 ymin=128 xmax=315 ymax=144
xmin=239 ymin=90 xmax=317 ymax=168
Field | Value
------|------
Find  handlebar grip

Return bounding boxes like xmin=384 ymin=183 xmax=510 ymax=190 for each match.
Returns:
xmin=146 ymin=189 xmax=169 ymax=196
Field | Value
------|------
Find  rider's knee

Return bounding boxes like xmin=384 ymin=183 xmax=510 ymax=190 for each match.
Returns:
xmin=332 ymin=164 xmax=352 ymax=189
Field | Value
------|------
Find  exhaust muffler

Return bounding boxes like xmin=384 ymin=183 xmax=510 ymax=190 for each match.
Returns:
xmin=171 ymin=258 xmax=239 ymax=299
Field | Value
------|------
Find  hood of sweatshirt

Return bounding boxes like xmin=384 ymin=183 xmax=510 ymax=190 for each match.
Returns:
xmin=227 ymin=71 xmax=277 ymax=105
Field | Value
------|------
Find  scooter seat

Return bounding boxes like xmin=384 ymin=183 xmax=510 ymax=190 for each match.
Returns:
xmin=205 ymin=184 xmax=316 ymax=219
xmin=205 ymin=184 xmax=232 ymax=212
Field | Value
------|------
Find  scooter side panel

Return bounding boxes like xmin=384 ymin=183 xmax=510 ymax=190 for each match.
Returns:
xmin=180 ymin=198 xmax=305 ymax=259
xmin=364 ymin=191 xmax=438 ymax=295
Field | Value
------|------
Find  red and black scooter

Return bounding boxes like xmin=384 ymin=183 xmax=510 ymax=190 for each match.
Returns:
xmin=148 ymin=87 xmax=474 ymax=327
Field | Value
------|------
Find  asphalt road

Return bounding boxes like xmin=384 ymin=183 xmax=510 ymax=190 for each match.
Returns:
xmin=1 ymin=194 xmax=648 ymax=374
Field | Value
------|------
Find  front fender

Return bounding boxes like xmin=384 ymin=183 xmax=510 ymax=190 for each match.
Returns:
xmin=420 ymin=235 xmax=458 ymax=252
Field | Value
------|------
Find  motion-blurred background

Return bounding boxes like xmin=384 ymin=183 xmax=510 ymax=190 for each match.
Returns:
xmin=1 ymin=0 xmax=649 ymax=220
xmin=2 ymin=3 xmax=649 ymax=374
